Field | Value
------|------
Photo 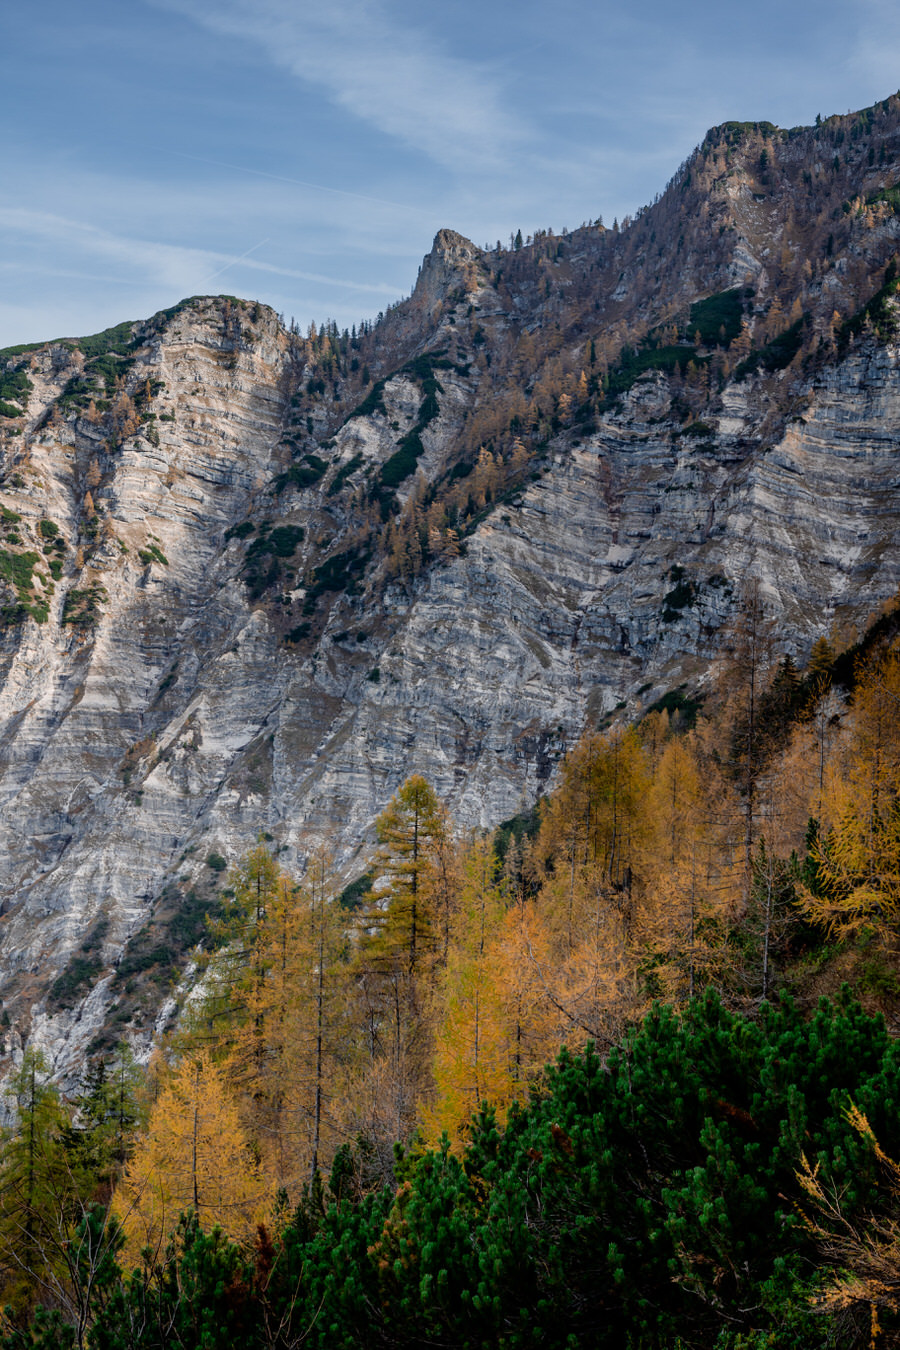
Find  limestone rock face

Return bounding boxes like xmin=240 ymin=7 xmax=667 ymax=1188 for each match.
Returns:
xmin=413 ymin=229 xmax=483 ymax=311
xmin=3 ymin=103 xmax=900 ymax=1071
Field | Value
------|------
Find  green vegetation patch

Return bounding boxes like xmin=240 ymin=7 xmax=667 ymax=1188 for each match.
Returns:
xmin=493 ymin=801 xmax=543 ymax=863
xmin=643 ymin=682 xmax=705 ymax=728
xmin=56 ymin=377 xmax=101 ymax=415
xmin=661 ymin=564 xmax=697 ymax=622
xmin=224 ymin=520 xmax=255 ymax=542
xmin=284 ymin=622 xmax=311 ymax=645
xmin=138 ymin=544 xmax=169 ymax=567
xmin=242 ymin=524 xmax=305 ymax=599
xmin=0 ymin=549 xmax=50 ymax=623
xmin=112 ymin=883 xmax=223 ymax=996
xmin=676 ymin=419 xmax=715 ymax=439
xmin=273 ymin=455 xmax=328 ymax=494
xmin=51 ymin=321 xmax=141 ymax=416
xmin=337 ymin=871 xmax=374 ymax=911
xmin=167 ymin=887 xmax=224 ymax=949
xmin=378 ymin=431 xmax=425 ymax=491
xmin=302 ymin=546 xmax=370 ymax=613
xmin=111 ymin=938 xmax=178 ymax=990
xmin=867 ymin=184 xmax=900 ymax=213
xmin=91 ymin=352 xmax=134 ymax=398
xmin=0 ymin=341 xmax=47 ymax=362
xmin=62 ymin=584 xmax=107 ymax=627
xmin=48 ymin=918 xmax=111 ymax=1010
xmin=0 ymin=320 xmax=135 ymax=368
xmin=735 ymin=317 xmax=806 ymax=379
xmin=688 ymin=287 xmax=747 ymax=345
xmin=374 ymin=352 xmax=449 ymax=500
xmin=0 ymin=551 xmax=37 ymax=591
xmin=326 ymin=451 xmax=364 ymax=496
xmin=347 ymin=378 xmax=388 ymax=420
xmin=0 ymin=367 xmax=33 ymax=417
xmin=48 ymin=955 xmax=103 ymax=1012
xmin=606 ymin=344 xmax=705 ymax=403
xmin=712 ymin=118 xmax=781 ymax=147
xmin=96 ymin=882 xmax=224 ymax=1049
xmin=246 ymin=524 xmax=304 ymax=560
xmin=72 ymin=321 xmax=137 ymax=361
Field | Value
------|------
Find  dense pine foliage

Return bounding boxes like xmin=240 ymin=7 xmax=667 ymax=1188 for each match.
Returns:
xmin=2 ymin=993 xmax=900 ymax=1348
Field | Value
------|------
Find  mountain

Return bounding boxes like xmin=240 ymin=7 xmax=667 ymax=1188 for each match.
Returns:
xmin=2 ymin=94 xmax=900 ymax=1071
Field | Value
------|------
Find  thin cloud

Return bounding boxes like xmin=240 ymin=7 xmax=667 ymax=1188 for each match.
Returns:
xmin=170 ymin=150 xmax=435 ymax=215
xmin=0 ymin=208 xmax=401 ymax=296
xmin=152 ymin=0 xmax=525 ymax=172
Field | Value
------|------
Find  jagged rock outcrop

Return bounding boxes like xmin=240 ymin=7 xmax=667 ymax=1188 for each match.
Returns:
xmin=3 ymin=96 xmax=900 ymax=1072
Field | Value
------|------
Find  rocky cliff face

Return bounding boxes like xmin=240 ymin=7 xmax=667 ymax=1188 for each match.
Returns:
xmin=3 ymin=98 xmax=900 ymax=1072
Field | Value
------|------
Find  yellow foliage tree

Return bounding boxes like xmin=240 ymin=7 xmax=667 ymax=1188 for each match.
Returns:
xmin=180 ymin=845 xmax=350 ymax=1197
xmin=426 ymin=836 xmax=512 ymax=1146
xmin=537 ymin=727 xmax=651 ymax=904
xmin=114 ymin=1050 xmax=270 ymax=1260
xmin=800 ymin=649 xmax=900 ymax=939
xmin=637 ymin=736 xmax=730 ymax=1002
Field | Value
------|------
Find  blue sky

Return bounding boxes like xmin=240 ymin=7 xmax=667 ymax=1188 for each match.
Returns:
xmin=3 ymin=0 xmax=899 ymax=348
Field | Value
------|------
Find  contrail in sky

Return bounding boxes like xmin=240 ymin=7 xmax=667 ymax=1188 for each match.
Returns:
xmin=171 ymin=151 xmax=433 ymax=215
xmin=201 ymin=239 xmax=270 ymax=283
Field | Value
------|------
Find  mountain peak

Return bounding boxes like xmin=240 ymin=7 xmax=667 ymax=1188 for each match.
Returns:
xmin=429 ymin=228 xmax=480 ymax=262
xmin=412 ymin=229 xmax=482 ymax=310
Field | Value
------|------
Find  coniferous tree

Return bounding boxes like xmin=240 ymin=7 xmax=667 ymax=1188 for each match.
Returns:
xmin=426 ymin=836 xmax=511 ymax=1146
xmin=113 ymin=1050 xmax=270 ymax=1261
xmin=800 ymin=648 xmax=900 ymax=938
xmin=0 ymin=1052 xmax=77 ymax=1317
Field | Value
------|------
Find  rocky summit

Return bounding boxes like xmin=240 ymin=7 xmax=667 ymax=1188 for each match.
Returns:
xmin=3 ymin=96 xmax=900 ymax=1070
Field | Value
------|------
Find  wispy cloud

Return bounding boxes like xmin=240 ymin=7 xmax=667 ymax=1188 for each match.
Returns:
xmin=0 ymin=208 xmax=401 ymax=295
xmin=152 ymin=0 xmax=525 ymax=172
xmin=169 ymin=150 xmax=436 ymax=214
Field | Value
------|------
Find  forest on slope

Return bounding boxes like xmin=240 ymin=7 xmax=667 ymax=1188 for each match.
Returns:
xmin=2 ymin=596 xmax=900 ymax=1346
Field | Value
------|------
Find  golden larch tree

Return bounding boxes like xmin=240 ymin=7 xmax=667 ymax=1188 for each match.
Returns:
xmin=114 ymin=1049 xmax=271 ymax=1261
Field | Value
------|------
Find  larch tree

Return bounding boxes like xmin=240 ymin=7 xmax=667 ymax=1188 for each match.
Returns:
xmin=537 ymin=727 xmax=651 ymax=923
xmin=637 ymin=734 xmax=728 ymax=1004
xmin=347 ymin=776 xmax=450 ymax=1172
xmin=114 ymin=1049 xmax=271 ymax=1262
xmin=362 ymin=774 xmax=449 ymax=982
xmin=275 ymin=847 xmax=348 ymax=1189
xmin=185 ymin=843 xmax=351 ymax=1198
xmin=426 ymin=835 xmax=511 ymax=1147
xmin=800 ymin=648 xmax=900 ymax=939
xmin=192 ymin=844 xmax=283 ymax=1059
xmin=525 ymin=727 xmax=653 ymax=1043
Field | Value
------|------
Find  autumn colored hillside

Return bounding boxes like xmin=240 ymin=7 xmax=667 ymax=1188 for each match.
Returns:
xmin=2 ymin=591 xmax=900 ymax=1345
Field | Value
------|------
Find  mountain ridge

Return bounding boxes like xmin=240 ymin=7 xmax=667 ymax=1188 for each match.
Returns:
xmin=2 ymin=94 xmax=900 ymax=1070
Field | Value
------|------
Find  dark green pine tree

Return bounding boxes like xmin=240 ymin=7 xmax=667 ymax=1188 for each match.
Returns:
xmin=61 ymin=1044 xmax=144 ymax=1202
xmin=0 ymin=1050 xmax=75 ymax=1317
